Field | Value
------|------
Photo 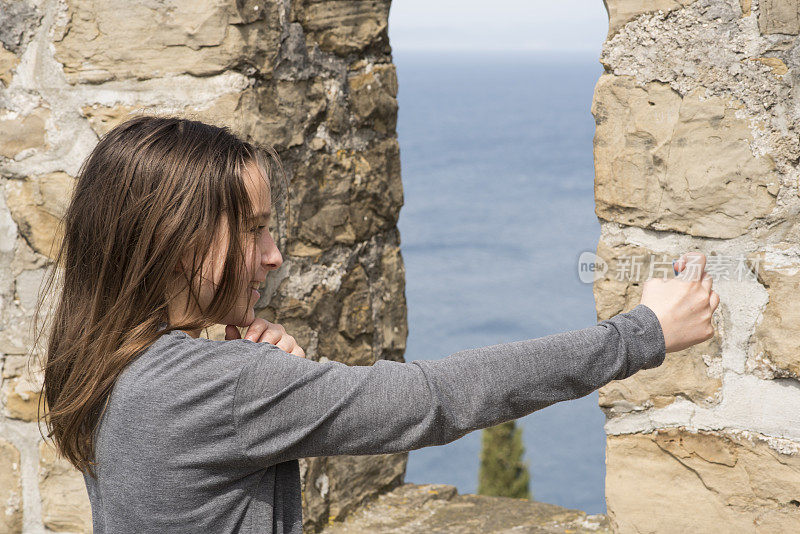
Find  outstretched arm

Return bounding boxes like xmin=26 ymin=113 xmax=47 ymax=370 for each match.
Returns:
xmin=233 ymin=303 xmax=665 ymax=468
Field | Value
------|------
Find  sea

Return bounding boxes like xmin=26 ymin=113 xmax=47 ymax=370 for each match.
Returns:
xmin=393 ymin=50 xmax=609 ymax=515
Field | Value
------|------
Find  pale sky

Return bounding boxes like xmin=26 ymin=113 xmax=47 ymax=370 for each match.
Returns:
xmin=388 ymin=0 xmax=610 ymax=53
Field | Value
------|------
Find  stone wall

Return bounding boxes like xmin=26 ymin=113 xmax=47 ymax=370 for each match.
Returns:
xmin=0 ymin=0 xmax=406 ymax=532
xmin=594 ymin=0 xmax=800 ymax=531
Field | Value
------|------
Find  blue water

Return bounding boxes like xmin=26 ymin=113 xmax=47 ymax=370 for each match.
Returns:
xmin=394 ymin=51 xmax=609 ymax=515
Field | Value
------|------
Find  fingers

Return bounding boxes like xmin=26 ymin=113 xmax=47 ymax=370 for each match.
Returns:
xmin=677 ymin=252 xmax=706 ymax=282
xmin=674 ymin=252 xmax=720 ymax=313
xmin=700 ymin=271 xmax=713 ymax=293
xmin=709 ymin=290 xmax=720 ymax=312
xmin=275 ymin=335 xmax=296 ymax=353
xmin=257 ymin=322 xmax=285 ymax=345
xmin=272 ymin=331 xmax=304 ymax=357
xmin=243 ymin=318 xmax=270 ymax=342
xmin=254 ymin=322 xmax=304 ymax=356
xmin=688 ymin=251 xmax=707 ymax=275
xmin=673 ymin=254 xmax=685 ymax=274
xmin=238 ymin=319 xmax=306 ymax=357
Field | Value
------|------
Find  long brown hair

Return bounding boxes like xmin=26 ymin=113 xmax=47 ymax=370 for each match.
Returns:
xmin=29 ymin=115 xmax=288 ymax=479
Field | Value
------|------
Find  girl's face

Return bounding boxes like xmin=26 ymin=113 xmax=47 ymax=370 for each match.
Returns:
xmin=169 ymin=159 xmax=283 ymax=337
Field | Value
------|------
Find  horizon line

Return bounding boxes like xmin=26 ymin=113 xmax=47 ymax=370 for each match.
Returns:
xmin=390 ymin=47 xmax=603 ymax=56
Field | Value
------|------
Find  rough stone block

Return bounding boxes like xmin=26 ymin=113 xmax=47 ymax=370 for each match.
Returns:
xmin=0 ymin=438 xmax=22 ymax=534
xmin=374 ymin=243 xmax=407 ymax=360
xmin=246 ymin=79 xmax=328 ymax=149
xmin=748 ymin=250 xmax=800 ymax=379
xmin=14 ymin=267 xmax=45 ymax=313
xmin=602 ymin=0 xmax=697 ymax=38
xmin=350 ymin=138 xmax=403 ymax=237
xmin=288 ymin=138 xmax=403 ymax=252
xmin=750 ymin=56 xmax=790 ymax=75
xmin=0 ymin=107 xmax=50 ymax=159
xmin=598 ymin=342 xmax=722 ymax=411
xmin=606 ymin=429 xmax=800 ymax=532
xmin=592 ymin=74 xmax=777 ymax=239
xmin=79 ymin=104 xmax=139 ymax=137
xmin=0 ymin=43 xmax=18 ymax=87
xmin=0 ymin=0 xmax=41 ymax=54
xmin=38 ymin=441 xmax=92 ymax=533
xmin=300 ymin=456 xmax=332 ymax=532
xmin=337 ymin=264 xmax=373 ymax=341
xmin=0 ymin=306 xmax=34 ymax=356
xmin=325 ymin=453 xmax=405 ymax=521
xmin=758 ymin=0 xmax=800 ymax=35
xmin=79 ymin=74 xmax=328 ymax=151
xmin=53 ymin=0 xmax=281 ymax=84
xmin=1 ymin=354 xmax=44 ymax=421
xmin=317 ymin=262 xmax=375 ymax=366
xmin=348 ymin=63 xmax=398 ymax=134
xmin=4 ymin=173 xmax=74 ymax=259
xmin=293 ymin=0 xmax=390 ymax=55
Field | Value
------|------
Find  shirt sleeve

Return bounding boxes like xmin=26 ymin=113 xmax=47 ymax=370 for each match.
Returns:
xmin=232 ymin=303 xmax=666 ymax=468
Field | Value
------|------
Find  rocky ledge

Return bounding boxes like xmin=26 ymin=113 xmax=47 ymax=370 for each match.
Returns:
xmin=320 ymin=482 xmax=611 ymax=533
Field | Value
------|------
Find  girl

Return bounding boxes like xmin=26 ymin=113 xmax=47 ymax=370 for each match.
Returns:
xmin=33 ymin=115 xmax=718 ymax=533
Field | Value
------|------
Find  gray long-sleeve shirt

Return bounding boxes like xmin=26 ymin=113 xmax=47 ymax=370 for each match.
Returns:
xmin=82 ymin=303 xmax=666 ymax=533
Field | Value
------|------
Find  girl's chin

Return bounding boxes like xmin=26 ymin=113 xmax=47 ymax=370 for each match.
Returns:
xmin=227 ymin=307 xmax=255 ymax=328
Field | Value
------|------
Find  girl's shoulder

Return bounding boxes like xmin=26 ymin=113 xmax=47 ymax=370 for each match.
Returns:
xmin=116 ymin=330 xmax=281 ymax=402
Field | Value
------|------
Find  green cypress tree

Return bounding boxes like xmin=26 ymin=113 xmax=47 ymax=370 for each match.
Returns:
xmin=477 ymin=420 xmax=531 ymax=499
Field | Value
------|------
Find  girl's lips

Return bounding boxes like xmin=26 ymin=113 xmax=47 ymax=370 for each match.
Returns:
xmin=251 ymin=288 xmax=260 ymax=300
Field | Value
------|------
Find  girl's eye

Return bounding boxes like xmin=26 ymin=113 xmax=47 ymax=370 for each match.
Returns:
xmin=252 ymin=225 xmax=267 ymax=233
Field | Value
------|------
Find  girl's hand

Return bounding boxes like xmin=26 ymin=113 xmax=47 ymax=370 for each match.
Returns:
xmin=225 ymin=319 xmax=306 ymax=358
xmin=640 ymin=252 xmax=720 ymax=353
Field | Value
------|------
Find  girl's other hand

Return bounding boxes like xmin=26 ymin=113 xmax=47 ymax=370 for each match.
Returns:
xmin=225 ymin=319 xmax=307 ymax=358
xmin=639 ymin=251 xmax=720 ymax=353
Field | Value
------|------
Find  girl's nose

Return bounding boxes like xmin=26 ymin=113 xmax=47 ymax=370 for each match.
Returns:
xmin=263 ymin=242 xmax=283 ymax=271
